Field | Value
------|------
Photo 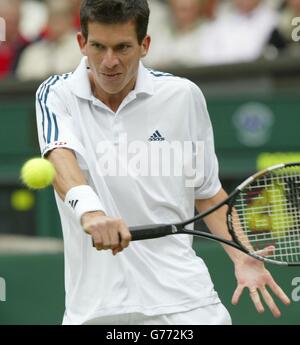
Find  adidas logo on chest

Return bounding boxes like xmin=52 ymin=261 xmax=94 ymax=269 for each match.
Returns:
xmin=148 ymin=130 xmax=165 ymax=142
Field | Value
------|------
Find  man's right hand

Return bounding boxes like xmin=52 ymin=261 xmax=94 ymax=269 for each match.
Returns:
xmin=81 ymin=211 xmax=132 ymax=255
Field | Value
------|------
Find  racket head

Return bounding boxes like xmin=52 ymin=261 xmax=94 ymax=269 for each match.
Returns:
xmin=227 ymin=162 xmax=300 ymax=266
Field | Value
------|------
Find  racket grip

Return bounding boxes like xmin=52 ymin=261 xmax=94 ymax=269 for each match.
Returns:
xmin=129 ymin=224 xmax=176 ymax=241
xmin=92 ymin=224 xmax=177 ymax=247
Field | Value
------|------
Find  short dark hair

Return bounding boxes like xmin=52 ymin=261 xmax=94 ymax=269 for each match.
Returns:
xmin=80 ymin=0 xmax=150 ymax=44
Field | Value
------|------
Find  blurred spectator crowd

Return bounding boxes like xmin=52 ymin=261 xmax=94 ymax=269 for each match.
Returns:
xmin=0 ymin=0 xmax=300 ymax=81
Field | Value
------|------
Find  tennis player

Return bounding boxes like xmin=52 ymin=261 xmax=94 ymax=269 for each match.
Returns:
xmin=35 ymin=0 xmax=290 ymax=325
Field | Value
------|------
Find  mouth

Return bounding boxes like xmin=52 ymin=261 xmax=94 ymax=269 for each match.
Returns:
xmin=101 ymin=73 xmax=122 ymax=80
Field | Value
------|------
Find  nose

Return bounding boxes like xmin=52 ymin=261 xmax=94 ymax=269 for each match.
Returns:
xmin=102 ymin=49 xmax=119 ymax=69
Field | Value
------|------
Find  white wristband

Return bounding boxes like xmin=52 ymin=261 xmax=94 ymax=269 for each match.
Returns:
xmin=64 ymin=185 xmax=105 ymax=223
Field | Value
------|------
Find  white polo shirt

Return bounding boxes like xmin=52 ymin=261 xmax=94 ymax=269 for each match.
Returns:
xmin=36 ymin=57 xmax=222 ymax=325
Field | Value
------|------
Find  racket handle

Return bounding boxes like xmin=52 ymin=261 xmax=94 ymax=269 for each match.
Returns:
xmin=92 ymin=224 xmax=177 ymax=247
xmin=130 ymin=224 xmax=176 ymax=241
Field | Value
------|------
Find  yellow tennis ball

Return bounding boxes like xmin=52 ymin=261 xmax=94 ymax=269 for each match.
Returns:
xmin=270 ymin=205 xmax=292 ymax=238
xmin=21 ymin=158 xmax=55 ymax=189
xmin=246 ymin=211 xmax=269 ymax=232
xmin=11 ymin=189 xmax=35 ymax=211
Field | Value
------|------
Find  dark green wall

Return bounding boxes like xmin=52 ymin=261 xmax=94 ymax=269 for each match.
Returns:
xmin=0 ymin=254 xmax=64 ymax=325
xmin=0 ymin=243 xmax=299 ymax=325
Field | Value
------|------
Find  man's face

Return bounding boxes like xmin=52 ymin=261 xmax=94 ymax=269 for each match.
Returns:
xmin=77 ymin=21 xmax=150 ymax=96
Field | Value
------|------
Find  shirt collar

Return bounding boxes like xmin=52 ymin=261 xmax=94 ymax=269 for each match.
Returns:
xmin=67 ymin=57 xmax=93 ymax=100
xmin=68 ymin=56 xmax=154 ymax=100
xmin=134 ymin=61 xmax=155 ymax=97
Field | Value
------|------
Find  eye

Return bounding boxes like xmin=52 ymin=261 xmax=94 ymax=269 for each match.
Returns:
xmin=91 ymin=43 xmax=104 ymax=50
xmin=117 ymin=44 xmax=131 ymax=52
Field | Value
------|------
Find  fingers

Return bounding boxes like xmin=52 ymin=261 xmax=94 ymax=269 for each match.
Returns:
xmin=268 ymin=276 xmax=291 ymax=306
xmin=82 ymin=213 xmax=131 ymax=254
xmin=92 ymin=230 xmax=103 ymax=251
xmin=249 ymin=288 xmax=265 ymax=314
xmin=101 ymin=225 xmax=114 ymax=250
xmin=260 ymin=286 xmax=281 ymax=318
xmin=233 ymin=284 xmax=279 ymax=317
xmin=248 ymin=283 xmax=289 ymax=317
xmin=112 ymin=245 xmax=123 ymax=256
xmin=118 ymin=221 xmax=132 ymax=250
xmin=106 ymin=222 xmax=120 ymax=249
xmin=232 ymin=285 xmax=244 ymax=305
xmin=254 ymin=246 xmax=275 ymax=257
xmin=111 ymin=220 xmax=131 ymax=256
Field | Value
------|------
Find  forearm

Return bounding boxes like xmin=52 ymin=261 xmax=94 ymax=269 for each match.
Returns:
xmin=195 ymin=188 xmax=248 ymax=264
xmin=47 ymin=148 xmax=88 ymax=201
xmin=47 ymin=148 xmax=128 ymax=253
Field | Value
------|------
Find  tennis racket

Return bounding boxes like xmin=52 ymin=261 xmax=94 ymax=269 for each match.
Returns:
xmin=129 ymin=162 xmax=300 ymax=266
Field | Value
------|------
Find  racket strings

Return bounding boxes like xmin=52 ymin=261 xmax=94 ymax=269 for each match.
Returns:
xmin=231 ymin=167 xmax=300 ymax=264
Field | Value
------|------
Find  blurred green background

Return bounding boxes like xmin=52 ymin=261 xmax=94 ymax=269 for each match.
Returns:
xmin=0 ymin=241 xmax=299 ymax=325
xmin=0 ymin=58 xmax=299 ymax=324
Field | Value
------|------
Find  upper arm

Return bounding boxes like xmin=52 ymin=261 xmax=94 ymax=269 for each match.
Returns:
xmin=187 ymin=82 xmax=222 ymax=200
xmin=35 ymin=76 xmax=85 ymax=158
xmin=36 ymin=77 xmax=87 ymax=199
xmin=195 ymin=187 xmax=228 ymax=213
xmin=47 ymin=148 xmax=87 ymax=201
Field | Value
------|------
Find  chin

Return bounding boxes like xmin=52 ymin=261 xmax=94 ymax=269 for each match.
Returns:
xmin=102 ymin=87 xmax=123 ymax=95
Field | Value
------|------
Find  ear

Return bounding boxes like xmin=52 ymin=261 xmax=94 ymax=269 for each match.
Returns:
xmin=77 ymin=32 xmax=87 ymax=55
xmin=141 ymin=35 xmax=151 ymax=58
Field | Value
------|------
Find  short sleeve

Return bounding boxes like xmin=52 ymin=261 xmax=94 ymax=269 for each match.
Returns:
xmin=188 ymin=81 xmax=222 ymax=199
xmin=35 ymin=75 xmax=85 ymax=158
